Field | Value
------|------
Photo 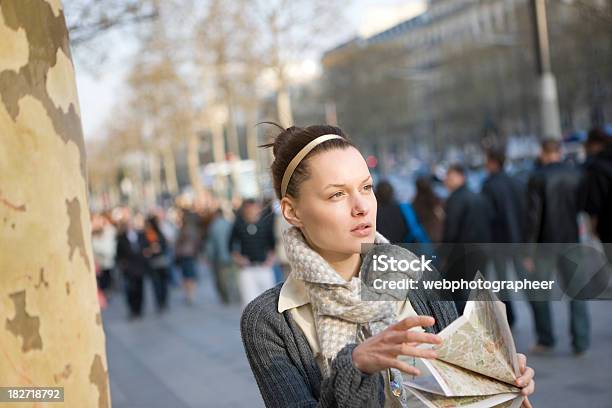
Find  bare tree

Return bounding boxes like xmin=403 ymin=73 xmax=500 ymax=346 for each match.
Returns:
xmin=246 ymin=0 xmax=347 ymax=127
xmin=63 ymin=0 xmax=159 ymax=46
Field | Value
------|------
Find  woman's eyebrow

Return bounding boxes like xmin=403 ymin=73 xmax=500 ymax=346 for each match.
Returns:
xmin=323 ymin=176 xmax=372 ymax=189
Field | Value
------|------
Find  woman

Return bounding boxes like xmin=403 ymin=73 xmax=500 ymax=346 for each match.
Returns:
xmin=143 ymin=215 xmax=171 ymax=313
xmin=174 ymin=207 xmax=202 ymax=305
xmin=375 ymin=181 xmax=410 ymax=244
xmin=412 ymin=176 xmax=444 ymax=243
xmin=240 ymin=124 xmax=535 ymax=407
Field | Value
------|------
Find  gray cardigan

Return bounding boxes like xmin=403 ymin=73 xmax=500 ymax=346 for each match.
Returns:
xmin=240 ymin=283 xmax=458 ymax=407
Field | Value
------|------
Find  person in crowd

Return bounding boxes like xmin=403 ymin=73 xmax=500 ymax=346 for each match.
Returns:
xmin=524 ymin=139 xmax=590 ymax=355
xmin=375 ymin=180 xmax=430 ymax=255
xmin=582 ymin=128 xmax=612 ymax=265
xmin=273 ymin=204 xmax=292 ymax=282
xmin=481 ymin=147 xmax=527 ymax=327
xmin=115 ymin=210 xmax=150 ymax=320
xmin=174 ymin=207 xmax=203 ymax=305
xmin=143 ymin=215 xmax=171 ymax=313
xmin=206 ymin=207 xmax=238 ymax=305
xmin=442 ymin=164 xmax=492 ymax=313
xmin=240 ymin=124 xmax=535 ymax=407
xmin=91 ymin=212 xmax=117 ymax=297
xmin=230 ymin=199 xmax=276 ymax=307
xmin=375 ymin=181 xmax=409 ymax=244
xmin=412 ymin=176 xmax=444 ymax=243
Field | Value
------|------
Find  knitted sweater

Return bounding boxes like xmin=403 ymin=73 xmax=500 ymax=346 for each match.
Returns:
xmin=240 ymin=281 xmax=458 ymax=407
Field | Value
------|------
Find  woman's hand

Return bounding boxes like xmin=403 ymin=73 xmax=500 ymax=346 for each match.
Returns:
xmin=515 ymin=353 xmax=535 ymax=408
xmin=352 ymin=316 xmax=442 ymax=376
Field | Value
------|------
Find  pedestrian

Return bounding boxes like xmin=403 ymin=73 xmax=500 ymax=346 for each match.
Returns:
xmin=376 ymin=181 xmax=409 ymax=244
xmin=240 ymin=124 xmax=535 ymax=407
xmin=115 ymin=211 xmax=149 ymax=320
xmin=442 ymin=163 xmax=492 ymax=314
xmin=524 ymin=139 xmax=590 ymax=355
xmin=174 ymin=207 xmax=202 ymax=305
xmin=272 ymin=205 xmax=292 ymax=282
xmin=230 ymin=199 xmax=276 ymax=307
xmin=481 ymin=147 xmax=527 ymax=327
xmin=205 ymin=207 xmax=239 ymax=305
xmin=91 ymin=212 xmax=117 ymax=297
xmin=143 ymin=215 xmax=171 ymax=313
xmin=412 ymin=176 xmax=444 ymax=243
xmin=582 ymin=128 xmax=612 ymax=265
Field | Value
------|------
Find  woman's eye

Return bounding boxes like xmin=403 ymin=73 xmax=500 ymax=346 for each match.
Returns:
xmin=363 ymin=184 xmax=373 ymax=191
xmin=330 ymin=191 xmax=344 ymax=199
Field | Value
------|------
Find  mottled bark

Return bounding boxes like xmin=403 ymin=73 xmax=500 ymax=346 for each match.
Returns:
xmin=0 ymin=1 xmax=110 ymax=407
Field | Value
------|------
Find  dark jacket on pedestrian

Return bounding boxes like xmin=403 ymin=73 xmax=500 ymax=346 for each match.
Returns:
xmin=240 ymin=283 xmax=457 ymax=408
xmin=582 ymin=146 xmax=612 ymax=242
xmin=481 ymin=171 xmax=526 ymax=243
xmin=376 ymin=202 xmax=409 ymax=244
xmin=443 ymin=184 xmax=492 ymax=243
xmin=116 ymin=229 xmax=149 ymax=277
xmin=229 ymin=213 xmax=276 ymax=264
xmin=525 ymin=162 xmax=582 ymax=243
xmin=175 ymin=210 xmax=202 ymax=259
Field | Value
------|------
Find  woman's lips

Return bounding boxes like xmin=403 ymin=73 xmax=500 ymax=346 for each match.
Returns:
xmin=350 ymin=224 xmax=372 ymax=237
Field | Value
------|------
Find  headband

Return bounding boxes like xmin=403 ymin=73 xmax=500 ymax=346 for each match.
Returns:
xmin=280 ymin=134 xmax=343 ymax=197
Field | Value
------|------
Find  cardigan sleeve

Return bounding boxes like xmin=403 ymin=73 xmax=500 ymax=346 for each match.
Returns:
xmin=240 ymin=293 xmax=385 ymax=408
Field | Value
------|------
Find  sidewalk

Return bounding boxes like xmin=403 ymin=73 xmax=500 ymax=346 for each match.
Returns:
xmin=102 ymin=267 xmax=612 ymax=407
xmin=102 ymin=267 xmax=263 ymax=408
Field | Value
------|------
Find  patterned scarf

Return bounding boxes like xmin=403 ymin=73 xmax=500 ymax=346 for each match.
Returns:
xmin=283 ymin=227 xmax=399 ymax=372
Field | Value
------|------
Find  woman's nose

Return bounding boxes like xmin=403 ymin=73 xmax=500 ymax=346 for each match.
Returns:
xmin=351 ymin=195 xmax=369 ymax=217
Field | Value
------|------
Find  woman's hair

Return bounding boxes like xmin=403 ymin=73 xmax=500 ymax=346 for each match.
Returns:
xmin=414 ymin=176 xmax=440 ymax=208
xmin=145 ymin=215 xmax=162 ymax=236
xmin=259 ymin=123 xmax=355 ymax=199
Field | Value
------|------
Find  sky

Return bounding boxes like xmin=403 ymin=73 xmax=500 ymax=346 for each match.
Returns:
xmin=74 ymin=0 xmax=426 ymax=141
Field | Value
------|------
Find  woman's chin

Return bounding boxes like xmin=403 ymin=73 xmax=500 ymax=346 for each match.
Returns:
xmin=348 ymin=233 xmax=375 ymax=249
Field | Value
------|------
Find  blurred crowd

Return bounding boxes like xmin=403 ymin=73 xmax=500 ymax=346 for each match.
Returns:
xmin=90 ymin=194 xmax=290 ymax=320
xmin=376 ymin=127 xmax=612 ymax=356
xmin=91 ymin=127 xmax=611 ymax=356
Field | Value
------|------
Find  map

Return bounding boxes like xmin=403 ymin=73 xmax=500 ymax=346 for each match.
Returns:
xmin=403 ymin=280 xmax=523 ymax=407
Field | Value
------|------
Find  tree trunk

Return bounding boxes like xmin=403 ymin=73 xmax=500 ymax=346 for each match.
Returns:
xmin=245 ymin=102 xmax=262 ymax=197
xmin=147 ymin=152 xmax=161 ymax=205
xmin=210 ymin=120 xmax=228 ymax=200
xmin=162 ymin=146 xmax=179 ymax=195
xmin=187 ymin=131 xmax=202 ymax=195
xmin=277 ymin=82 xmax=294 ymax=128
xmin=0 ymin=1 xmax=111 ymax=407
xmin=226 ymin=98 xmax=240 ymax=158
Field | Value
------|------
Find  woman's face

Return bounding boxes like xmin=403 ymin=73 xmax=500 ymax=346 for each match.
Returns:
xmin=283 ymin=146 xmax=377 ymax=257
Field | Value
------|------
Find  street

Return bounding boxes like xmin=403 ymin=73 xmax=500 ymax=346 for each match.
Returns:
xmin=103 ymin=267 xmax=612 ymax=408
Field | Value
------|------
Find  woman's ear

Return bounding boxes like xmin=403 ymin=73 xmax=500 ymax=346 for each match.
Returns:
xmin=280 ymin=196 xmax=303 ymax=228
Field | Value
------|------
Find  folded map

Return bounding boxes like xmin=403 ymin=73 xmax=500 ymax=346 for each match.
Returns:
xmin=403 ymin=279 xmax=525 ymax=408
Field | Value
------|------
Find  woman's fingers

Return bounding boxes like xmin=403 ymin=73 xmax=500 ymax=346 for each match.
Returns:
xmin=404 ymin=331 xmax=442 ymax=346
xmin=520 ymin=379 xmax=535 ymax=397
xmin=381 ymin=330 xmax=441 ymax=347
xmin=391 ymin=343 xmax=438 ymax=359
xmin=379 ymin=356 xmax=421 ymax=376
xmin=515 ymin=367 xmax=534 ymax=387
xmin=517 ymin=353 xmax=527 ymax=372
xmin=522 ymin=396 xmax=534 ymax=408
xmin=390 ymin=316 xmax=436 ymax=331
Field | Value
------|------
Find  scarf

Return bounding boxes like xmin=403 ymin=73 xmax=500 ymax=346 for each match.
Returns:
xmin=283 ymin=227 xmax=422 ymax=389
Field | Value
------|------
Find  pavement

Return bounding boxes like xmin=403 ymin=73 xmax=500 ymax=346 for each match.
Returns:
xmin=102 ymin=265 xmax=612 ymax=408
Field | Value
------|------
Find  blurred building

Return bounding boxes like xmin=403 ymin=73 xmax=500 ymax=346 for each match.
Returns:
xmin=322 ymin=0 xmax=612 ymax=159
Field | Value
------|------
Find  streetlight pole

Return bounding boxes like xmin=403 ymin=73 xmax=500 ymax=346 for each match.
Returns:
xmin=530 ymin=0 xmax=562 ymax=140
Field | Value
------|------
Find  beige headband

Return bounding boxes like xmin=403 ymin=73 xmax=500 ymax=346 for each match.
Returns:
xmin=280 ymin=134 xmax=343 ymax=197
